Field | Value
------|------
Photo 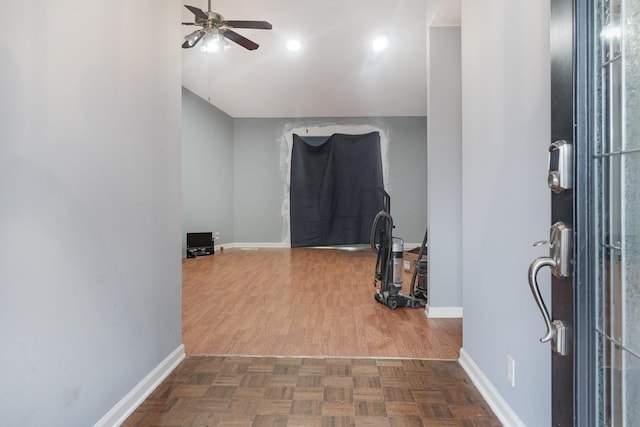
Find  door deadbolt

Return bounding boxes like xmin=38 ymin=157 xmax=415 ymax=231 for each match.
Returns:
xmin=548 ymin=140 xmax=573 ymax=193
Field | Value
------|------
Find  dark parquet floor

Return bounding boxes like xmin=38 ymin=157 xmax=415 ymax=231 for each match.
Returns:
xmin=123 ymin=355 xmax=502 ymax=427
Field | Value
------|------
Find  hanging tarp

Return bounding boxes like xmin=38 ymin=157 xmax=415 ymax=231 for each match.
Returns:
xmin=290 ymin=132 xmax=384 ymax=247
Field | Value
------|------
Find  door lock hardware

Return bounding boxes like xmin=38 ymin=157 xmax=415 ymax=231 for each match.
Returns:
xmin=547 ymin=140 xmax=573 ymax=193
xmin=552 ymin=320 xmax=569 ymax=356
xmin=527 ymin=222 xmax=573 ymax=354
xmin=528 ymin=257 xmax=557 ymax=343
xmin=548 ymin=140 xmax=573 ymax=193
xmin=531 ymin=222 xmax=573 ymax=278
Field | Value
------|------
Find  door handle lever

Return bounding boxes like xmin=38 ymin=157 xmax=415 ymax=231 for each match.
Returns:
xmin=528 ymin=256 xmax=556 ymax=343
xmin=527 ymin=222 xmax=572 ymax=355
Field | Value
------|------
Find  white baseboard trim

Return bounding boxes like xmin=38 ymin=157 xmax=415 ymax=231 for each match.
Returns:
xmin=224 ymin=242 xmax=291 ymax=249
xmin=403 ymin=243 xmax=424 ymax=251
xmin=424 ymin=306 xmax=463 ymax=318
xmin=458 ymin=348 xmax=526 ymax=427
xmin=215 ymin=242 xmax=424 ymax=251
xmin=94 ymin=344 xmax=185 ymax=427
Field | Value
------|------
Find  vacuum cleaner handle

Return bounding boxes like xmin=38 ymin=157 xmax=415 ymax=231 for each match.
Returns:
xmin=377 ymin=186 xmax=391 ymax=214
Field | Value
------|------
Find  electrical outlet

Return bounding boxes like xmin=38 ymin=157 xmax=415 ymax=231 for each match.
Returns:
xmin=507 ymin=355 xmax=516 ymax=387
xmin=214 ymin=232 xmax=220 ymax=240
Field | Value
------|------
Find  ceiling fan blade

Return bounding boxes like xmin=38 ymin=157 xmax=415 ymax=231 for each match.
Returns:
xmin=182 ymin=22 xmax=197 ymax=25
xmin=184 ymin=5 xmax=208 ymax=20
xmin=225 ymin=20 xmax=272 ymax=30
xmin=222 ymin=29 xmax=259 ymax=50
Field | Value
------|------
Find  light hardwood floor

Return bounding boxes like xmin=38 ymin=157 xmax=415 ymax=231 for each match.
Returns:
xmin=122 ymin=249 xmax=498 ymax=426
xmin=182 ymin=248 xmax=461 ymax=359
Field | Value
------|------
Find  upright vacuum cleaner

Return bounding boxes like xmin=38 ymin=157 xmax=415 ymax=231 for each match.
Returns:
xmin=370 ymin=187 xmax=426 ymax=309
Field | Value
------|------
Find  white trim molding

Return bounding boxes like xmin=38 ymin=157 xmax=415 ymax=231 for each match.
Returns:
xmin=402 ymin=243 xmax=424 ymax=251
xmin=94 ymin=344 xmax=185 ymax=427
xmin=425 ymin=306 xmax=463 ymax=318
xmin=458 ymin=348 xmax=526 ymax=427
xmin=223 ymin=242 xmax=291 ymax=249
xmin=215 ymin=242 xmax=416 ymax=251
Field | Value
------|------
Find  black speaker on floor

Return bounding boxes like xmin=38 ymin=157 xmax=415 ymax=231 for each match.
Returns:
xmin=186 ymin=232 xmax=214 ymax=258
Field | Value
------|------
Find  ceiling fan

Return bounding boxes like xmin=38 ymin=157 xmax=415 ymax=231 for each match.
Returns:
xmin=182 ymin=0 xmax=272 ymax=51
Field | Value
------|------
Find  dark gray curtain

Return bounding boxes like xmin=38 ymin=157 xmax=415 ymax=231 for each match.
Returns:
xmin=290 ymin=132 xmax=384 ymax=247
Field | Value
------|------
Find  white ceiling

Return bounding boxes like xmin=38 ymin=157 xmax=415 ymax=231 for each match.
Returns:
xmin=430 ymin=0 xmax=461 ymax=27
xmin=181 ymin=0 xmax=428 ymax=118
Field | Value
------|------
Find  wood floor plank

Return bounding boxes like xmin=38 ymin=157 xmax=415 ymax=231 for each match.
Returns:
xmin=123 ymin=356 xmax=502 ymax=426
xmin=121 ymin=248 xmax=502 ymax=426
xmin=182 ymin=248 xmax=461 ymax=359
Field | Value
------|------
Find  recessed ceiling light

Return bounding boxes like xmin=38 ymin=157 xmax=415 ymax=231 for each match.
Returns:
xmin=286 ymin=39 xmax=302 ymax=52
xmin=372 ymin=35 xmax=389 ymax=52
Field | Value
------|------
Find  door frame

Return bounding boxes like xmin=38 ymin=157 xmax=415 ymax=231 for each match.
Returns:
xmin=550 ymin=0 xmax=597 ymax=424
xmin=549 ymin=0 xmax=578 ymax=424
xmin=574 ymin=0 xmax=595 ymax=425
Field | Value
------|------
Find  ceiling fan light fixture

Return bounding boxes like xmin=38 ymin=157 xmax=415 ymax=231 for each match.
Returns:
xmin=184 ymin=29 xmax=204 ymax=47
xmin=200 ymin=33 xmax=212 ymax=52
xmin=200 ymin=31 xmax=230 ymax=53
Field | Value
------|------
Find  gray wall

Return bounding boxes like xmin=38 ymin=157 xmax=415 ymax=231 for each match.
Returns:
xmin=461 ymin=1 xmax=552 ymax=425
xmin=427 ymin=26 xmax=462 ymax=309
xmin=232 ymin=119 xmax=287 ymax=243
xmin=0 ymin=1 xmax=182 ymax=425
xmin=232 ymin=117 xmax=428 ymax=245
xmin=181 ymin=103 xmax=428 ymax=247
xmin=182 ymin=88 xmax=234 ymax=250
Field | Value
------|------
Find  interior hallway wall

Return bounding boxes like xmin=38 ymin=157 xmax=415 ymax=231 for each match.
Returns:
xmin=181 ymin=92 xmax=428 ymax=249
xmin=460 ymin=0 xmax=552 ymax=425
xmin=427 ymin=26 xmax=462 ymax=312
xmin=0 ymin=1 xmax=182 ymax=425
xmin=232 ymin=117 xmax=428 ymax=245
xmin=182 ymin=87 xmax=234 ymax=252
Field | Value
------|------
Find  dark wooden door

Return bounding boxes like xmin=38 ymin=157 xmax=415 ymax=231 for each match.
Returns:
xmin=549 ymin=0 xmax=575 ymax=424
